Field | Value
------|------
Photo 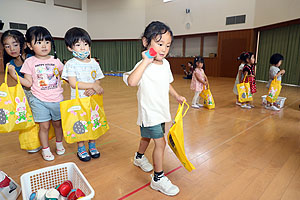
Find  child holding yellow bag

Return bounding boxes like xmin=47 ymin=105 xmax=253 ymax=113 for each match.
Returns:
xmin=190 ymin=56 xmax=208 ymax=109
xmin=265 ymin=53 xmax=285 ymax=111
xmin=20 ymin=26 xmax=65 ymax=161
xmin=62 ymin=27 xmax=104 ymax=162
xmin=124 ymin=21 xmax=186 ymax=196
xmin=1 ymin=30 xmax=42 ymax=153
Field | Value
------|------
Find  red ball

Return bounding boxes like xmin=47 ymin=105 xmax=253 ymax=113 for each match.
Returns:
xmin=57 ymin=180 xmax=73 ymax=197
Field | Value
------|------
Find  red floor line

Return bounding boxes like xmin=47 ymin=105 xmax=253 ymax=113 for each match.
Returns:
xmin=118 ymin=166 xmax=182 ymax=200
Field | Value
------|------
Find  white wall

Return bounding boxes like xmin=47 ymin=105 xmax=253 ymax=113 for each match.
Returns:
xmin=254 ymin=0 xmax=300 ymax=27
xmin=87 ymin=0 xmax=145 ymax=39
xmin=145 ymin=0 xmax=256 ymax=36
xmin=0 ymin=0 xmax=87 ymax=37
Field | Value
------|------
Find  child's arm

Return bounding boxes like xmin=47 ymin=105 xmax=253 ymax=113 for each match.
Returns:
xmin=169 ymin=84 xmax=186 ymax=104
xmin=68 ymin=77 xmax=104 ymax=94
xmin=127 ymin=51 xmax=153 ymax=86
xmin=195 ymin=72 xmax=207 ymax=85
xmin=7 ymin=64 xmax=32 ymax=87
xmin=238 ymin=70 xmax=243 ymax=83
xmin=275 ymin=69 xmax=285 ymax=78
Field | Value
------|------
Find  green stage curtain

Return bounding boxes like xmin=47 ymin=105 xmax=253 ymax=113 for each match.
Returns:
xmin=256 ymin=24 xmax=300 ymax=85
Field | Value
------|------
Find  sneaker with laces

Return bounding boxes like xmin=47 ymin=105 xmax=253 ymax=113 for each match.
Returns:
xmin=42 ymin=148 xmax=55 ymax=161
xmin=77 ymin=151 xmax=91 ymax=162
xmin=89 ymin=148 xmax=100 ymax=159
xmin=133 ymin=153 xmax=153 ymax=172
xmin=27 ymin=146 xmax=42 ymax=153
xmin=150 ymin=174 xmax=180 ymax=196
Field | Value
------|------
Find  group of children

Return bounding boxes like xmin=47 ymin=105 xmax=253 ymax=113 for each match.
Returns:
xmin=0 ymin=20 xmax=287 ymax=197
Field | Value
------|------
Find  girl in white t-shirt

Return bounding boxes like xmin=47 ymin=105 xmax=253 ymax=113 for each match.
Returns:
xmin=123 ymin=21 xmax=186 ymax=196
xmin=20 ymin=26 xmax=65 ymax=161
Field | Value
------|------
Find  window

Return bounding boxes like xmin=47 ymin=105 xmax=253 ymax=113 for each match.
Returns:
xmin=169 ymin=38 xmax=183 ymax=57
xmin=54 ymin=0 xmax=82 ymax=10
xmin=203 ymin=35 xmax=218 ymax=57
xmin=185 ymin=37 xmax=201 ymax=57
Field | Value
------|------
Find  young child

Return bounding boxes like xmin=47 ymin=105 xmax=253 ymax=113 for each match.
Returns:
xmin=20 ymin=26 xmax=65 ymax=161
xmin=1 ymin=30 xmax=42 ymax=153
xmin=62 ymin=27 xmax=104 ymax=162
xmin=233 ymin=52 xmax=246 ymax=106
xmin=183 ymin=61 xmax=193 ymax=79
xmin=123 ymin=21 xmax=186 ymax=196
xmin=242 ymin=52 xmax=256 ymax=107
xmin=265 ymin=53 xmax=285 ymax=111
xmin=190 ymin=56 xmax=208 ymax=109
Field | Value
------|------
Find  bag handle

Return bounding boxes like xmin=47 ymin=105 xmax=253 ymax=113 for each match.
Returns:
xmin=202 ymin=84 xmax=209 ymax=90
xmin=5 ymin=63 xmax=21 ymax=84
xmin=75 ymin=82 xmax=79 ymax=98
xmin=242 ymin=75 xmax=247 ymax=83
xmin=181 ymin=101 xmax=189 ymax=118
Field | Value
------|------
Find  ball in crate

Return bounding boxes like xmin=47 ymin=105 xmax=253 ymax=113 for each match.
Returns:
xmin=56 ymin=180 xmax=73 ymax=197
xmin=67 ymin=188 xmax=85 ymax=200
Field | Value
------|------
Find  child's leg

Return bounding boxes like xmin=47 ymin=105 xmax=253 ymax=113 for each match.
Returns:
xmin=88 ymin=140 xmax=100 ymax=158
xmin=133 ymin=137 xmax=153 ymax=172
xmin=192 ymin=91 xmax=201 ymax=108
xmin=77 ymin=141 xmax=91 ymax=162
xmin=52 ymin=120 xmax=65 ymax=155
xmin=39 ymin=121 xmax=55 ymax=161
xmin=150 ymin=137 xmax=179 ymax=196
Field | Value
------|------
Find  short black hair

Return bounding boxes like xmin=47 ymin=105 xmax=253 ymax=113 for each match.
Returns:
xmin=238 ymin=52 xmax=254 ymax=62
xmin=64 ymin=27 xmax=91 ymax=48
xmin=193 ymin=56 xmax=206 ymax=71
xmin=270 ymin=53 xmax=284 ymax=65
xmin=142 ymin=21 xmax=173 ymax=50
xmin=25 ymin=26 xmax=57 ymax=59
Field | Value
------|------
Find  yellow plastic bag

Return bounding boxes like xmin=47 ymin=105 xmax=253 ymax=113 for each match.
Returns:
xmin=19 ymin=123 xmax=56 ymax=150
xmin=266 ymin=77 xmax=282 ymax=103
xmin=167 ymin=102 xmax=195 ymax=172
xmin=60 ymin=83 xmax=109 ymax=144
xmin=0 ymin=66 xmax=35 ymax=133
xmin=237 ymin=77 xmax=253 ymax=102
xmin=200 ymin=85 xmax=215 ymax=109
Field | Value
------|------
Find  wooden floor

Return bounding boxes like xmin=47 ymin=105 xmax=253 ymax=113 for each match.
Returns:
xmin=0 ymin=74 xmax=300 ymax=200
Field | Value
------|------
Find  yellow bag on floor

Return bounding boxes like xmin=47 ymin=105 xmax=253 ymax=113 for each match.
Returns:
xmin=60 ymin=82 xmax=109 ymax=144
xmin=167 ymin=102 xmax=195 ymax=172
xmin=266 ymin=77 xmax=282 ymax=103
xmin=200 ymin=85 xmax=215 ymax=109
xmin=19 ymin=123 xmax=56 ymax=150
xmin=0 ymin=67 xmax=35 ymax=133
xmin=237 ymin=77 xmax=253 ymax=102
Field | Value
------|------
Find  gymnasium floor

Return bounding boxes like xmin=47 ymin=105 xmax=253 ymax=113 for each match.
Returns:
xmin=0 ymin=74 xmax=299 ymax=200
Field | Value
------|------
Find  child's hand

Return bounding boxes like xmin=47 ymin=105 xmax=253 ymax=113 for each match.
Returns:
xmin=280 ymin=69 xmax=285 ymax=75
xmin=142 ymin=50 xmax=154 ymax=65
xmin=176 ymin=95 xmax=186 ymax=104
xmin=92 ymin=83 xmax=104 ymax=94
xmin=84 ymin=88 xmax=96 ymax=97
xmin=7 ymin=64 xmax=17 ymax=80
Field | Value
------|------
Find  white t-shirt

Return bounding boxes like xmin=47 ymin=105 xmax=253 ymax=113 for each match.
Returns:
xmin=123 ymin=59 xmax=174 ymax=127
xmin=61 ymin=58 xmax=104 ymax=99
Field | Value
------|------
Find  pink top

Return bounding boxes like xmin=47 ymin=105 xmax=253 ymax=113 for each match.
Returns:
xmin=190 ymin=68 xmax=205 ymax=92
xmin=21 ymin=56 xmax=64 ymax=102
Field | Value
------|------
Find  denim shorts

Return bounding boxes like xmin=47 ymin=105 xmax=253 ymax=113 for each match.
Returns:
xmin=29 ymin=95 xmax=62 ymax=122
xmin=140 ymin=123 xmax=165 ymax=139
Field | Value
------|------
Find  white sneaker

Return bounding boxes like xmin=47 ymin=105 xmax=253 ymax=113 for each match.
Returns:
xmin=241 ymin=104 xmax=251 ymax=109
xmin=266 ymin=105 xmax=280 ymax=111
xmin=56 ymin=142 xmax=65 ymax=155
xmin=150 ymin=174 xmax=180 ymax=196
xmin=133 ymin=153 xmax=153 ymax=172
xmin=42 ymin=148 xmax=55 ymax=161
xmin=192 ymin=104 xmax=200 ymax=109
xmin=196 ymin=103 xmax=204 ymax=107
xmin=236 ymin=101 xmax=242 ymax=106
xmin=27 ymin=146 xmax=42 ymax=153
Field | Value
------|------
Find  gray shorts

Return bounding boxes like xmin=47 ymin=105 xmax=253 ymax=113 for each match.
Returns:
xmin=140 ymin=123 xmax=165 ymax=139
xmin=29 ymin=95 xmax=62 ymax=122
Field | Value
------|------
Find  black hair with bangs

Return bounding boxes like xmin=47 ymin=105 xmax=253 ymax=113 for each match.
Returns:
xmin=64 ymin=27 xmax=91 ymax=48
xmin=25 ymin=26 xmax=57 ymax=59
xmin=142 ymin=21 xmax=173 ymax=50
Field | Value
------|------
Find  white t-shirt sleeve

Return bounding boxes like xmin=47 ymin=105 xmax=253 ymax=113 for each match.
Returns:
xmin=95 ymin=62 xmax=105 ymax=80
xmin=168 ymin=63 xmax=174 ymax=83
xmin=123 ymin=60 xmax=142 ymax=86
xmin=61 ymin=61 xmax=76 ymax=80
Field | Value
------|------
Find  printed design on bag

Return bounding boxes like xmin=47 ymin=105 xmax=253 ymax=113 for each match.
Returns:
xmin=205 ymin=94 xmax=213 ymax=105
xmin=168 ymin=134 xmax=176 ymax=149
xmin=91 ymin=105 xmax=101 ymax=131
xmin=73 ymin=120 xmax=88 ymax=134
xmin=239 ymin=85 xmax=247 ymax=99
xmin=5 ymin=100 xmax=12 ymax=105
xmin=0 ymin=91 xmax=7 ymax=97
xmin=268 ymin=87 xmax=277 ymax=99
xmin=15 ymin=97 xmax=27 ymax=124
xmin=0 ymin=109 xmax=9 ymax=125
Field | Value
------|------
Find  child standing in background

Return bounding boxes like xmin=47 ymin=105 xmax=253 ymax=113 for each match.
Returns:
xmin=233 ymin=52 xmax=246 ymax=106
xmin=265 ymin=53 xmax=285 ymax=111
xmin=1 ymin=30 xmax=43 ymax=153
xmin=242 ymin=52 xmax=256 ymax=108
xmin=123 ymin=21 xmax=185 ymax=196
xmin=190 ymin=56 xmax=208 ymax=109
xmin=20 ymin=26 xmax=65 ymax=161
xmin=62 ymin=27 xmax=104 ymax=162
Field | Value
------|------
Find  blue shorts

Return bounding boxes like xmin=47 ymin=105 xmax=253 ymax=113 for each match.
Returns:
xmin=30 ymin=95 xmax=62 ymax=122
xmin=140 ymin=123 xmax=165 ymax=139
